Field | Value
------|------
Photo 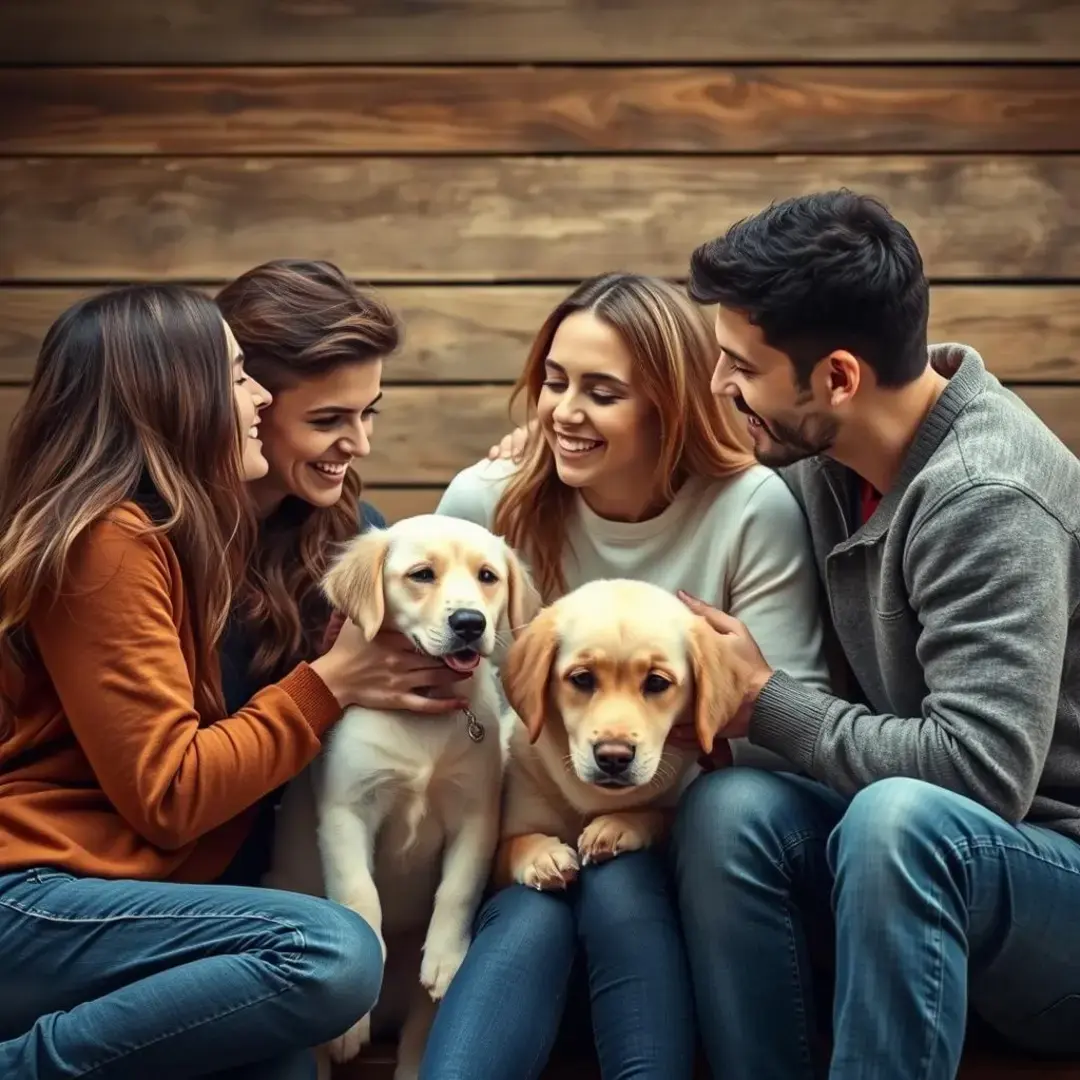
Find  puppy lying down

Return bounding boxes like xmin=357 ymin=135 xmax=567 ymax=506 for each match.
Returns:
xmin=266 ymin=514 xmax=539 ymax=1079
xmin=497 ymin=578 xmax=749 ymax=889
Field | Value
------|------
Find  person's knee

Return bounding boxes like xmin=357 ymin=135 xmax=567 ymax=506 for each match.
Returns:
xmin=828 ymin=777 xmax=961 ymax=889
xmin=474 ymin=885 xmax=576 ymax=958
xmin=577 ymin=849 xmax=674 ymax=929
xmin=283 ymin=897 xmax=385 ymax=1042
xmin=673 ymin=768 xmax=804 ymax=888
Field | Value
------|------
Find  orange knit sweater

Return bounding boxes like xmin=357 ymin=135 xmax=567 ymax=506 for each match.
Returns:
xmin=0 ymin=504 xmax=342 ymax=883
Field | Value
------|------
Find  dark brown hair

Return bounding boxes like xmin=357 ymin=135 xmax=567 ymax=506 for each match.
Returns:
xmin=216 ymin=259 xmax=400 ymax=681
xmin=494 ymin=272 xmax=754 ymax=601
xmin=0 ymin=285 xmax=249 ymax=734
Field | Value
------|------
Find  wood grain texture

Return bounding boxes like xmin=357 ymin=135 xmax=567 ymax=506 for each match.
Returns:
xmin=2 ymin=156 xmax=1078 ymax=283
xmin=0 ymin=384 xmax=1076 ymax=484
xmin=2 ymin=286 xmax=1078 ymax=385
xmin=5 ymin=65 xmax=1080 ymax=155
xmin=2 ymin=0 xmax=1078 ymax=63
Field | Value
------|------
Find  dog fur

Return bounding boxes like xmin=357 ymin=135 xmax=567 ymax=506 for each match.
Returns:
xmin=495 ymin=578 xmax=748 ymax=890
xmin=266 ymin=514 xmax=540 ymax=1078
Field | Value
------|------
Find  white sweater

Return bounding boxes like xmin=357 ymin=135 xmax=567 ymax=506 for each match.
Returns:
xmin=436 ymin=458 xmax=831 ymax=771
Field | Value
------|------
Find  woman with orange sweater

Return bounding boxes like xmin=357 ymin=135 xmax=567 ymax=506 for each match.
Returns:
xmin=0 ymin=286 xmax=384 ymax=1078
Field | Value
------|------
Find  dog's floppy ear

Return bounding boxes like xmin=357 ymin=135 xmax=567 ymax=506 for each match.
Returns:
xmin=688 ymin=617 xmax=748 ymax=755
xmin=504 ymin=545 xmax=543 ymax=640
xmin=322 ymin=529 xmax=391 ymax=642
xmin=502 ymin=607 xmax=558 ymax=743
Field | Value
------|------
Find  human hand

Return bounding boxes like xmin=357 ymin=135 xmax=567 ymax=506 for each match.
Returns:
xmin=667 ymin=721 xmax=734 ymax=772
xmin=677 ymin=591 xmax=774 ymax=740
xmin=311 ymin=617 xmax=471 ymax=715
xmin=486 ymin=419 xmax=537 ymax=462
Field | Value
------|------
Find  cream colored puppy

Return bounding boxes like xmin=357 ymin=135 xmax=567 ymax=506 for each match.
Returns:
xmin=267 ymin=514 xmax=538 ymax=1079
xmin=496 ymin=578 xmax=748 ymax=889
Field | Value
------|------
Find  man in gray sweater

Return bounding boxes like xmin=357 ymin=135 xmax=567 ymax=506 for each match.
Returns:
xmin=673 ymin=190 xmax=1080 ymax=1078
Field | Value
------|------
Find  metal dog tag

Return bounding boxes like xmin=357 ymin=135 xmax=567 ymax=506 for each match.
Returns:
xmin=463 ymin=707 xmax=485 ymax=743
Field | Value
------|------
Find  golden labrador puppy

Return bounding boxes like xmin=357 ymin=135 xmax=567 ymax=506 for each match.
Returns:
xmin=496 ymin=578 xmax=748 ymax=889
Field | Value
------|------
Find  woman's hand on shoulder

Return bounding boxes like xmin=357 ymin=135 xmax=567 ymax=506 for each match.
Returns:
xmin=487 ymin=419 xmax=537 ymax=462
xmin=311 ymin=617 xmax=472 ymax=716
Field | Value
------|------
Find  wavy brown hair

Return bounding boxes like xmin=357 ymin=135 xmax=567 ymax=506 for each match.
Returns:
xmin=0 ymin=285 xmax=250 ymax=736
xmin=216 ymin=259 xmax=400 ymax=682
xmin=494 ymin=272 xmax=755 ymax=602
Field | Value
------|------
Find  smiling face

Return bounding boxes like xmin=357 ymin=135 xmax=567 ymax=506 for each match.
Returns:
xmin=709 ymin=306 xmax=839 ymax=468
xmin=536 ymin=310 xmax=661 ymax=518
xmin=250 ymin=360 xmax=383 ymax=513
xmin=225 ymin=319 xmax=273 ymax=481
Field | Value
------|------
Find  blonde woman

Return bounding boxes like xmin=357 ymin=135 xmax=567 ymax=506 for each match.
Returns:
xmin=422 ymin=272 xmax=831 ymax=1079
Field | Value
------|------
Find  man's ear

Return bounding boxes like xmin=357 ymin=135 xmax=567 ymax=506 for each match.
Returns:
xmin=321 ymin=529 xmax=391 ymax=642
xmin=687 ymin=618 xmax=748 ymax=754
xmin=504 ymin=545 xmax=543 ymax=639
xmin=501 ymin=607 xmax=558 ymax=743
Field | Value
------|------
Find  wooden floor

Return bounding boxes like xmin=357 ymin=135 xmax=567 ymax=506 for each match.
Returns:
xmin=336 ymin=1043 xmax=1080 ymax=1078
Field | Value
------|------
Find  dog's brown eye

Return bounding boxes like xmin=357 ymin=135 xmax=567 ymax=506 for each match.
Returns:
xmin=478 ymin=567 xmax=499 ymax=585
xmin=568 ymin=669 xmax=595 ymax=692
xmin=408 ymin=567 xmax=436 ymax=583
xmin=643 ymin=673 xmax=672 ymax=695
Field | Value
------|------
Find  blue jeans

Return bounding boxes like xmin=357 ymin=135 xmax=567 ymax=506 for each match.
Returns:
xmin=420 ymin=848 xmax=696 ymax=1079
xmin=0 ymin=868 xmax=384 ymax=1078
xmin=672 ymin=769 xmax=1080 ymax=1080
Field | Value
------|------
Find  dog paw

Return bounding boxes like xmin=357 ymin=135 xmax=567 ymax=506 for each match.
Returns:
xmin=327 ymin=1014 xmax=370 ymax=1064
xmin=518 ymin=838 xmax=580 ymax=891
xmin=420 ymin=932 xmax=469 ymax=1001
xmin=577 ymin=813 xmax=651 ymax=865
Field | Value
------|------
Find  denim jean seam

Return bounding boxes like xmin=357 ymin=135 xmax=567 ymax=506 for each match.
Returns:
xmin=78 ymin=975 xmax=295 ymax=1076
xmin=781 ymin=905 xmax=816 ymax=1077
xmin=914 ymin=878 xmax=946 ymax=1080
xmin=0 ymin=899 xmax=308 ymax=964
xmin=942 ymin=836 xmax=1080 ymax=878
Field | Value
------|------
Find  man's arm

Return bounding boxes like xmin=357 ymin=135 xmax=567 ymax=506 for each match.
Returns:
xmin=750 ymin=484 xmax=1074 ymax=822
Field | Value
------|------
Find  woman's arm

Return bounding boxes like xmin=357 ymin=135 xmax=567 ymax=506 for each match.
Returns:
xmin=725 ymin=473 xmax=831 ymax=694
xmin=30 ymin=516 xmax=342 ymax=852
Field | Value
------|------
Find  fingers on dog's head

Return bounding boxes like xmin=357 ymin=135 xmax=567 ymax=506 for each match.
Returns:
xmin=322 ymin=529 xmax=391 ymax=642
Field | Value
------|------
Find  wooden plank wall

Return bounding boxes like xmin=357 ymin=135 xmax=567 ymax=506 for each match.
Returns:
xmin=1 ymin=0 xmax=1078 ymax=523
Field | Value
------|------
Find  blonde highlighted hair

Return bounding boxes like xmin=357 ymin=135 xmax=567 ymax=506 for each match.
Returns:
xmin=493 ymin=272 xmax=754 ymax=602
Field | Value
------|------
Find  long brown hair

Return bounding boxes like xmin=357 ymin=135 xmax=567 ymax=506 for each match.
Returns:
xmin=216 ymin=259 xmax=400 ymax=681
xmin=0 ymin=285 xmax=250 ymax=734
xmin=494 ymin=272 xmax=755 ymax=602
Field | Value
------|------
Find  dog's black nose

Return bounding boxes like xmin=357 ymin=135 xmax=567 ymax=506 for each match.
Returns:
xmin=448 ymin=608 xmax=487 ymax=644
xmin=593 ymin=741 xmax=636 ymax=775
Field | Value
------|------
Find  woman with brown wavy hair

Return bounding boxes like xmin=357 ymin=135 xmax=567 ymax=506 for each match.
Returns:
xmin=423 ymin=273 xmax=831 ymax=1079
xmin=0 ymin=285 xmax=386 ymax=1079
xmin=214 ymin=259 xmax=471 ymax=719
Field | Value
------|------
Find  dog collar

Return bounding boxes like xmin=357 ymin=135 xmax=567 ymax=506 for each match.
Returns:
xmin=462 ymin=706 xmax=485 ymax=743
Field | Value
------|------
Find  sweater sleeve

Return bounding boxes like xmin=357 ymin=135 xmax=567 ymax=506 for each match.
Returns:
xmin=29 ymin=518 xmax=343 ymax=851
xmin=435 ymin=460 xmax=511 ymax=529
xmin=750 ymin=484 xmax=1072 ymax=822
xmin=726 ymin=473 xmax=831 ymax=694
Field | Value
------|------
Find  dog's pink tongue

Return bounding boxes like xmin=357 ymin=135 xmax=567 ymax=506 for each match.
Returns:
xmin=444 ymin=651 xmax=481 ymax=673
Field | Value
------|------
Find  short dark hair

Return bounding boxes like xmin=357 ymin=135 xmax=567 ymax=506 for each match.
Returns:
xmin=688 ymin=190 xmax=930 ymax=388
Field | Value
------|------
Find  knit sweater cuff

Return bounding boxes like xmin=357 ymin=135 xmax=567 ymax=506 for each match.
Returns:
xmin=748 ymin=670 xmax=827 ymax=773
xmin=279 ymin=663 xmax=344 ymax=738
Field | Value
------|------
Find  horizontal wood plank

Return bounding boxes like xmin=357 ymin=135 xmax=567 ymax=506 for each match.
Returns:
xmin=363 ymin=487 xmax=444 ymax=524
xmin=0 ymin=384 xmax=1077 ymax=486
xmin=2 ymin=156 xmax=1078 ymax=283
xmin=5 ymin=65 xmax=1080 ymax=156
xmin=2 ymin=286 xmax=1077 ymax=385
xmin=2 ymin=0 xmax=1078 ymax=63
